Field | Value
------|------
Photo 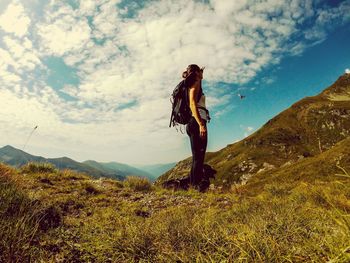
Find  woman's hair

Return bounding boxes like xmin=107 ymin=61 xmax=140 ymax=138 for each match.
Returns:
xmin=182 ymin=64 xmax=202 ymax=78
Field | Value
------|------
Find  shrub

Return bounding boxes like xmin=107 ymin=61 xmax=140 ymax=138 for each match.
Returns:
xmin=124 ymin=176 xmax=152 ymax=192
xmin=84 ymin=182 xmax=101 ymax=195
xmin=101 ymin=178 xmax=124 ymax=188
xmin=20 ymin=162 xmax=58 ymax=174
xmin=38 ymin=204 xmax=62 ymax=231
xmin=60 ymin=169 xmax=89 ymax=180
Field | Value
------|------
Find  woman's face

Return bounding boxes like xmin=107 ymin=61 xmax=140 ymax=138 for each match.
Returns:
xmin=196 ymin=69 xmax=203 ymax=80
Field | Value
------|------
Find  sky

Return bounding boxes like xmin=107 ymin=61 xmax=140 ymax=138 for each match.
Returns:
xmin=0 ymin=0 xmax=349 ymax=165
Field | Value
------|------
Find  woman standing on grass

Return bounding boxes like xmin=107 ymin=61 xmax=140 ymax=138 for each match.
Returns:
xmin=183 ymin=64 xmax=210 ymax=191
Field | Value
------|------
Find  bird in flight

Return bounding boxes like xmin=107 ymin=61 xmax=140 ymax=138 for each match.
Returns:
xmin=237 ymin=94 xmax=246 ymax=99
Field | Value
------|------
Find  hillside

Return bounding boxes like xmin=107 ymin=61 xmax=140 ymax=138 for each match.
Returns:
xmin=0 ymin=145 xmax=47 ymax=165
xmin=156 ymin=73 xmax=350 ymax=186
xmin=0 ymin=145 xmax=123 ymax=180
xmin=243 ymin=136 xmax=350 ymax=194
xmin=0 ymin=145 xmax=158 ymax=181
xmin=1 ymin=157 xmax=349 ymax=262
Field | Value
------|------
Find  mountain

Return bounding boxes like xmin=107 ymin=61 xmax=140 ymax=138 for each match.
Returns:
xmin=133 ymin=162 xmax=177 ymax=179
xmin=0 ymin=145 xmax=119 ymax=179
xmin=0 ymin=146 xmax=150 ymax=180
xmin=83 ymin=160 xmax=154 ymax=181
xmin=0 ymin=145 xmax=47 ymax=165
xmin=47 ymin=157 xmax=125 ymax=180
xmin=156 ymin=73 xmax=350 ymax=186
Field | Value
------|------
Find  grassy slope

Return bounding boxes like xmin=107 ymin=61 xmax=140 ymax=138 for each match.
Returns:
xmin=242 ymin=137 xmax=350 ymax=194
xmin=1 ymin=160 xmax=349 ymax=262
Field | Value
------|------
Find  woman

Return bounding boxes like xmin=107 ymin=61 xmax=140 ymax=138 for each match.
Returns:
xmin=183 ymin=64 xmax=210 ymax=191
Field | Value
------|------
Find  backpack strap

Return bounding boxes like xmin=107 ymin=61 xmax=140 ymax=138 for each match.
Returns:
xmin=169 ymin=97 xmax=175 ymax=127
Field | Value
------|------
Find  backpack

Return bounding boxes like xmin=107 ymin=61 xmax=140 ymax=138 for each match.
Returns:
xmin=169 ymin=79 xmax=192 ymax=128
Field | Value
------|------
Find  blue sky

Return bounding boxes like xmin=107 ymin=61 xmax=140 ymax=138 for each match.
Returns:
xmin=210 ymin=22 xmax=350 ymax=151
xmin=0 ymin=0 xmax=349 ymax=165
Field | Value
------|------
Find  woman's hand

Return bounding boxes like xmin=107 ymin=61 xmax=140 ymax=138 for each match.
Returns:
xmin=199 ymin=123 xmax=207 ymax=139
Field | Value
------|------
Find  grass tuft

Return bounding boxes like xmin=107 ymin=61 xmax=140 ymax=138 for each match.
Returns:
xmin=84 ymin=182 xmax=102 ymax=195
xmin=0 ymin=165 xmax=44 ymax=261
xmin=20 ymin=162 xmax=58 ymax=174
xmin=124 ymin=175 xmax=153 ymax=192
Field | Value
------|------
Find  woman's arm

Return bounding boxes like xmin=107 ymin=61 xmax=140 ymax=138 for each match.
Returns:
xmin=189 ymin=81 xmax=207 ymax=138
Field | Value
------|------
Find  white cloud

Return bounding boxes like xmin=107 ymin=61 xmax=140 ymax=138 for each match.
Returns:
xmin=0 ymin=71 xmax=21 ymax=85
xmin=78 ymin=0 xmax=100 ymax=16
xmin=3 ymin=36 xmax=41 ymax=71
xmin=213 ymin=104 xmax=236 ymax=118
xmin=0 ymin=47 xmax=16 ymax=70
xmin=68 ymin=0 xmax=308 ymax=93
xmin=0 ymin=34 xmax=42 ymax=96
xmin=37 ymin=4 xmax=91 ymax=56
xmin=303 ymin=0 xmax=350 ymax=43
xmin=91 ymin=0 xmax=121 ymax=39
xmin=346 ymin=68 xmax=350 ymax=74
xmin=209 ymin=0 xmax=247 ymax=17
xmin=0 ymin=1 xmax=31 ymax=37
xmin=0 ymin=88 xmax=60 ymax=132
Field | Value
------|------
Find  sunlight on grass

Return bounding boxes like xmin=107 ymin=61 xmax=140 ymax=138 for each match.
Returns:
xmin=0 ymin=162 xmax=349 ymax=262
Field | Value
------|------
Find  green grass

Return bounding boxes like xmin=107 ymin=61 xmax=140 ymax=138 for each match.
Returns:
xmin=0 ymin=163 xmax=62 ymax=262
xmin=20 ymin=162 xmax=58 ymax=174
xmin=124 ymin=175 xmax=153 ymax=192
xmin=0 ymin=161 xmax=349 ymax=262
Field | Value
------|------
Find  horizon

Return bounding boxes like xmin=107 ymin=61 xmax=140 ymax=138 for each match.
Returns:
xmin=0 ymin=144 xmax=176 ymax=167
xmin=1 ymin=0 xmax=350 ymax=165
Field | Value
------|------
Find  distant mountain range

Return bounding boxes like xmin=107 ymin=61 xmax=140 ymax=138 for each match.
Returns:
xmin=0 ymin=145 xmax=174 ymax=181
xmin=133 ymin=163 xmax=177 ymax=178
xmin=156 ymin=73 xmax=350 ymax=186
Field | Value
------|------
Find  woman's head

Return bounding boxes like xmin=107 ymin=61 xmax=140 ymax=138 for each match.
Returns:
xmin=182 ymin=64 xmax=204 ymax=79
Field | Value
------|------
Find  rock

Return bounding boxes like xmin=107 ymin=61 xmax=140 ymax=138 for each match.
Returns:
xmin=257 ymin=162 xmax=276 ymax=174
xmin=239 ymin=173 xmax=254 ymax=185
xmin=161 ymin=175 xmax=190 ymax=190
xmin=281 ymin=160 xmax=293 ymax=167
xmin=134 ymin=209 xmax=150 ymax=218
xmin=160 ymin=164 xmax=217 ymax=191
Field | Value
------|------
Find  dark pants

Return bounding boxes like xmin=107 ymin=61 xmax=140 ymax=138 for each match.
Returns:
xmin=186 ymin=117 xmax=207 ymax=186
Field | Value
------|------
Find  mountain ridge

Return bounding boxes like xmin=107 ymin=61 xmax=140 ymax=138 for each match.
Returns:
xmin=0 ymin=145 xmax=158 ymax=180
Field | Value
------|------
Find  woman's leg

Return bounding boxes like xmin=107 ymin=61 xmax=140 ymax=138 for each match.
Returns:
xmin=186 ymin=118 xmax=207 ymax=186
